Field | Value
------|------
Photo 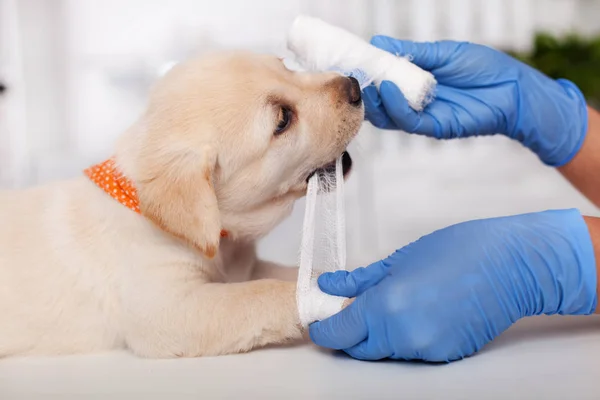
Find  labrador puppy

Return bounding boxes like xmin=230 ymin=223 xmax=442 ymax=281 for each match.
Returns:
xmin=0 ymin=51 xmax=363 ymax=358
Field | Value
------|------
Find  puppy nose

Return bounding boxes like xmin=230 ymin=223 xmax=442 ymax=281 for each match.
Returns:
xmin=346 ymin=77 xmax=361 ymax=106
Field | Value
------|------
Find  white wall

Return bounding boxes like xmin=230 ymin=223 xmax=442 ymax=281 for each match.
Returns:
xmin=1 ymin=0 xmax=599 ymax=267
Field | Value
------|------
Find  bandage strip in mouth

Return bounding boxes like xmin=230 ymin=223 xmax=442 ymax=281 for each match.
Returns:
xmin=297 ymin=156 xmax=347 ymax=327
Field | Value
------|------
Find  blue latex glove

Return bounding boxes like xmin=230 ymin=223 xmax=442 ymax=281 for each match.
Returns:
xmin=309 ymin=209 xmax=597 ymax=362
xmin=363 ymin=37 xmax=588 ymax=167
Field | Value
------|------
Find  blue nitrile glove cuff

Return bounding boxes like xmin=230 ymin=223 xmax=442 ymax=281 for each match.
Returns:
xmin=551 ymin=79 xmax=588 ymax=167
xmin=541 ymin=209 xmax=597 ymax=315
xmin=515 ymin=77 xmax=589 ymax=167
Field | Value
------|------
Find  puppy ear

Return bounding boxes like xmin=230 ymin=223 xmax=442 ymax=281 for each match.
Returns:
xmin=136 ymin=145 xmax=221 ymax=259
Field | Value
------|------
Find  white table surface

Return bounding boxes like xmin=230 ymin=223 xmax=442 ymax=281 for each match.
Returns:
xmin=1 ymin=315 xmax=599 ymax=399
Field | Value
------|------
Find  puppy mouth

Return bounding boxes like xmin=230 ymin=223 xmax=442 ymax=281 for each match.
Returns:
xmin=306 ymin=151 xmax=353 ymax=183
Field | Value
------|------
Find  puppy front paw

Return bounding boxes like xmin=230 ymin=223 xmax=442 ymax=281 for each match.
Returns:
xmin=297 ymin=278 xmax=347 ymax=328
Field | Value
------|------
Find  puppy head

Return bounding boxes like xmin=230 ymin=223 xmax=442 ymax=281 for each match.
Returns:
xmin=125 ymin=51 xmax=363 ymax=258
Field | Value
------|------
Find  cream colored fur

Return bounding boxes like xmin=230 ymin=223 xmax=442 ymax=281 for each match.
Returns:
xmin=0 ymin=51 xmax=363 ymax=358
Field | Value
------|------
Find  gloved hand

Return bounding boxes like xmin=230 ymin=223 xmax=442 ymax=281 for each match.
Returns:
xmin=309 ymin=209 xmax=597 ymax=362
xmin=363 ymin=37 xmax=588 ymax=167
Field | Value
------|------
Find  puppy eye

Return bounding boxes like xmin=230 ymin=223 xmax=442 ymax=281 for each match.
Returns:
xmin=275 ymin=106 xmax=292 ymax=135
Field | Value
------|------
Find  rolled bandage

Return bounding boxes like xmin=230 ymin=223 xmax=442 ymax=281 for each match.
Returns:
xmin=287 ymin=15 xmax=436 ymax=111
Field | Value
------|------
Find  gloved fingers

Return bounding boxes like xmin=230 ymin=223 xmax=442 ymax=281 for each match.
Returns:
xmin=362 ymin=85 xmax=396 ymax=129
xmin=370 ymin=36 xmax=447 ymax=71
xmin=379 ymin=81 xmax=443 ymax=137
xmin=309 ymin=299 xmax=368 ymax=350
xmin=377 ymin=80 xmax=420 ymax=133
xmin=343 ymin=339 xmax=391 ymax=361
xmin=317 ymin=260 xmax=390 ymax=298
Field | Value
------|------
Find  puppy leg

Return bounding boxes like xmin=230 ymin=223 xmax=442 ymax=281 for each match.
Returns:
xmin=251 ymin=262 xmax=353 ymax=324
xmin=251 ymin=260 xmax=298 ymax=282
xmin=123 ymin=279 xmax=303 ymax=358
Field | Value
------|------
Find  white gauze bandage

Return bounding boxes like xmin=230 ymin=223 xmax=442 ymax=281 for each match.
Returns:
xmin=297 ymin=157 xmax=347 ymax=328
xmin=287 ymin=15 xmax=437 ymax=111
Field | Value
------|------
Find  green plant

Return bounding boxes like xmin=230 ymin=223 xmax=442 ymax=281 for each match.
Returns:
xmin=506 ymin=32 xmax=600 ymax=108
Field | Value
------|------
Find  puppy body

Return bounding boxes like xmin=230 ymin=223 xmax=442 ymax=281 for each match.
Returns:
xmin=0 ymin=51 xmax=363 ymax=358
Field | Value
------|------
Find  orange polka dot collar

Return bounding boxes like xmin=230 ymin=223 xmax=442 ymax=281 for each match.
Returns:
xmin=84 ymin=158 xmax=141 ymax=214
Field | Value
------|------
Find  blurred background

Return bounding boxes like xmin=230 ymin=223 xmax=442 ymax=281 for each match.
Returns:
xmin=1 ymin=0 xmax=599 ymax=268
